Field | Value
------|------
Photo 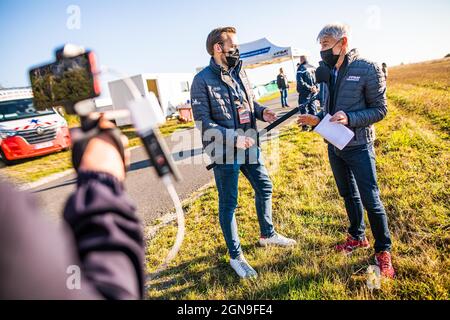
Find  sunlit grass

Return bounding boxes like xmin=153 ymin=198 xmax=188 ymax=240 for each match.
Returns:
xmin=258 ymin=87 xmax=296 ymax=104
xmin=1 ymin=118 xmax=194 ymax=184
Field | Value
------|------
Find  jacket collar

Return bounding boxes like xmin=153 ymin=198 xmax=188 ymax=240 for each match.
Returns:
xmin=209 ymin=57 xmax=243 ymax=77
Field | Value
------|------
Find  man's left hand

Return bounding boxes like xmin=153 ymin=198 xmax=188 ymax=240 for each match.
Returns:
xmin=78 ymin=116 xmax=130 ymax=182
xmin=263 ymin=109 xmax=278 ymax=123
xmin=330 ymin=111 xmax=349 ymax=126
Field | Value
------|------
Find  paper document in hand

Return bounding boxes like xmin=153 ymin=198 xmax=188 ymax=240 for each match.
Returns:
xmin=313 ymin=114 xmax=355 ymax=150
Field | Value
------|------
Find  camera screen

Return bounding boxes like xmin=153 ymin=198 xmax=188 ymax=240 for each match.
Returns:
xmin=29 ymin=53 xmax=99 ymax=110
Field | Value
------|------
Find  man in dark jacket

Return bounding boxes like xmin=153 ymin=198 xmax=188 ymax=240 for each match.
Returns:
xmin=277 ymin=68 xmax=290 ymax=108
xmin=297 ymin=23 xmax=395 ymax=278
xmin=296 ymin=56 xmax=318 ymax=130
xmin=0 ymin=117 xmax=144 ymax=299
xmin=191 ymin=27 xmax=296 ymax=279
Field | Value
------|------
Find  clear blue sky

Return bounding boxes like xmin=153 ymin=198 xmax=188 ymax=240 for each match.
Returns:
xmin=1 ymin=0 xmax=449 ymax=92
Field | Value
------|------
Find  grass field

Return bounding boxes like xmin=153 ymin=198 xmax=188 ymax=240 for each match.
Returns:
xmin=145 ymin=59 xmax=450 ymax=300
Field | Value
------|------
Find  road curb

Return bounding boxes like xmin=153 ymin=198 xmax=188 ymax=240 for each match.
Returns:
xmin=18 ymin=144 xmax=144 ymax=191
xmin=18 ymin=169 xmax=75 ymax=191
xmin=144 ymin=180 xmax=215 ymax=241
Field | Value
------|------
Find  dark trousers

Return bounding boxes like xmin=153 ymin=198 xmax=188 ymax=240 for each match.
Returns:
xmin=328 ymin=143 xmax=392 ymax=252
xmin=298 ymin=94 xmax=317 ymax=115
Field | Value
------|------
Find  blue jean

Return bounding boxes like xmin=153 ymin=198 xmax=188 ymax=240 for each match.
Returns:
xmin=328 ymin=143 xmax=392 ymax=252
xmin=213 ymin=163 xmax=276 ymax=259
xmin=280 ymin=88 xmax=288 ymax=107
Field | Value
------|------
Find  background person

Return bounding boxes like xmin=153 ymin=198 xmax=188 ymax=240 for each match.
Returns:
xmin=277 ymin=68 xmax=290 ymax=108
xmin=382 ymin=62 xmax=388 ymax=80
xmin=0 ymin=117 xmax=145 ymax=299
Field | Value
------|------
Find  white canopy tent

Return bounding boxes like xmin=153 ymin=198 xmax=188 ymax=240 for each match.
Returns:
xmin=239 ymin=37 xmax=305 ymax=70
xmin=194 ymin=38 xmax=307 ymax=96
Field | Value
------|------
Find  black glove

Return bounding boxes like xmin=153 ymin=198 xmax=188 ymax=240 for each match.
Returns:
xmin=70 ymin=117 xmax=126 ymax=172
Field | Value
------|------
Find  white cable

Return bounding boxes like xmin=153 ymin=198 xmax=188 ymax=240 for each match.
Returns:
xmin=154 ymin=176 xmax=186 ymax=274
xmin=100 ymin=66 xmax=186 ymax=281
xmin=100 ymin=66 xmax=143 ymax=101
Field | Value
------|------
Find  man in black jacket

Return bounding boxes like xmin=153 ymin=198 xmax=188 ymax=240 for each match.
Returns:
xmin=277 ymin=68 xmax=290 ymax=108
xmin=297 ymin=23 xmax=395 ymax=279
xmin=0 ymin=117 xmax=144 ymax=299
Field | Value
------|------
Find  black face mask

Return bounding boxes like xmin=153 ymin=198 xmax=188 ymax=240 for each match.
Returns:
xmin=224 ymin=48 xmax=240 ymax=68
xmin=320 ymin=39 xmax=342 ymax=68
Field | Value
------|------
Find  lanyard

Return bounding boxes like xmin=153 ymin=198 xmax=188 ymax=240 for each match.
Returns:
xmin=229 ymin=69 xmax=245 ymax=106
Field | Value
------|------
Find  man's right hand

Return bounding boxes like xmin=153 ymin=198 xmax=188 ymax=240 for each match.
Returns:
xmin=311 ymin=86 xmax=319 ymax=94
xmin=297 ymin=114 xmax=321 ymax=127
xmin=236 ymin=136 xmax=256 ymax=149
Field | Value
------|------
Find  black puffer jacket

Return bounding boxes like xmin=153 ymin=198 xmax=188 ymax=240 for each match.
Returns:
xmin=277 ymin=73 xmax=288 ymax=90
xmin=317 ymin=49 xmax=388 ymax=147
xmin=191 ymin=58 xmax=267 ymax=164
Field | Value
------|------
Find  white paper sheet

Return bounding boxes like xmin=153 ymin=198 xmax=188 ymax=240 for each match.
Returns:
xmin=313 ymin=114 xmax=355 ymax=150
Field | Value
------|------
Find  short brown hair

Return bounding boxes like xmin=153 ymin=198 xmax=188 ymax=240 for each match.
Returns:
xmin=206 ymin=26 xmax=237 ymax=56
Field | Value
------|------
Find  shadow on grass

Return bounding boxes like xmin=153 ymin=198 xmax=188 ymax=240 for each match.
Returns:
xmin=32 ymin=177 xmax=77 ymax=193
xmin=146 ymin=241 xmax=373 ymax=300
xmin=129 ymin=148 xmax=204 ymax=172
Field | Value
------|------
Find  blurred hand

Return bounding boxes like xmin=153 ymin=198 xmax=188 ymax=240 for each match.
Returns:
xmin=263 ymin=109 xmax=278 ymax=123
xmin=311 ymin=86 xmax=319 ymax=94
xmin=236 ymin=136 xmax=255 ymax=150
xmin=297 ymin=114 xmax=320 ymax=127
xmin=79 ymin=116 xmax=130 ymax=182
xmin=330 ymin=111 xmax=349 ymax=125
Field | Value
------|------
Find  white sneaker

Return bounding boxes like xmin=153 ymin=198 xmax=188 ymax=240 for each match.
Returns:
xmin=230 ymin=255 xmax=258 ymax=279
xmin=259 ymin=233 xmax=297 ymax=247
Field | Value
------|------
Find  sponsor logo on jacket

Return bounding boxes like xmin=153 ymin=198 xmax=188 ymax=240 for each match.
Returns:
xmin=346 ymin=76 xmax=361 ymax=82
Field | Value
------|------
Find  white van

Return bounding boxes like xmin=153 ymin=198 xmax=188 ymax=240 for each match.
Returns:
xmin=0 ymin=88 xmax=71 ymax=165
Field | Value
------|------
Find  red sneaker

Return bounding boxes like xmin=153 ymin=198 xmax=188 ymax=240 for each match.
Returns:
xmin=335 ymin=234 xmax=370 ymax=253
xmin=375 ymin=251 xmax=396 ymax=279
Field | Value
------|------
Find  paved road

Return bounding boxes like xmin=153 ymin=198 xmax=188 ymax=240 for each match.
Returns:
xmin=28 ymin=94 xmax=299 ymax=224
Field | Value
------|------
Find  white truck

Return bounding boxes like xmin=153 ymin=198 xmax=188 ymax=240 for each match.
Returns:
xmin=108 ymin=73 xmax=193 ymax=127
xmin=0 ymin=88 xmax=71 ymax=164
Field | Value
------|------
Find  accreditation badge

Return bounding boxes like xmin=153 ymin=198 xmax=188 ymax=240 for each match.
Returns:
xmin=237 ymin=106 xmax=251 ymax=124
